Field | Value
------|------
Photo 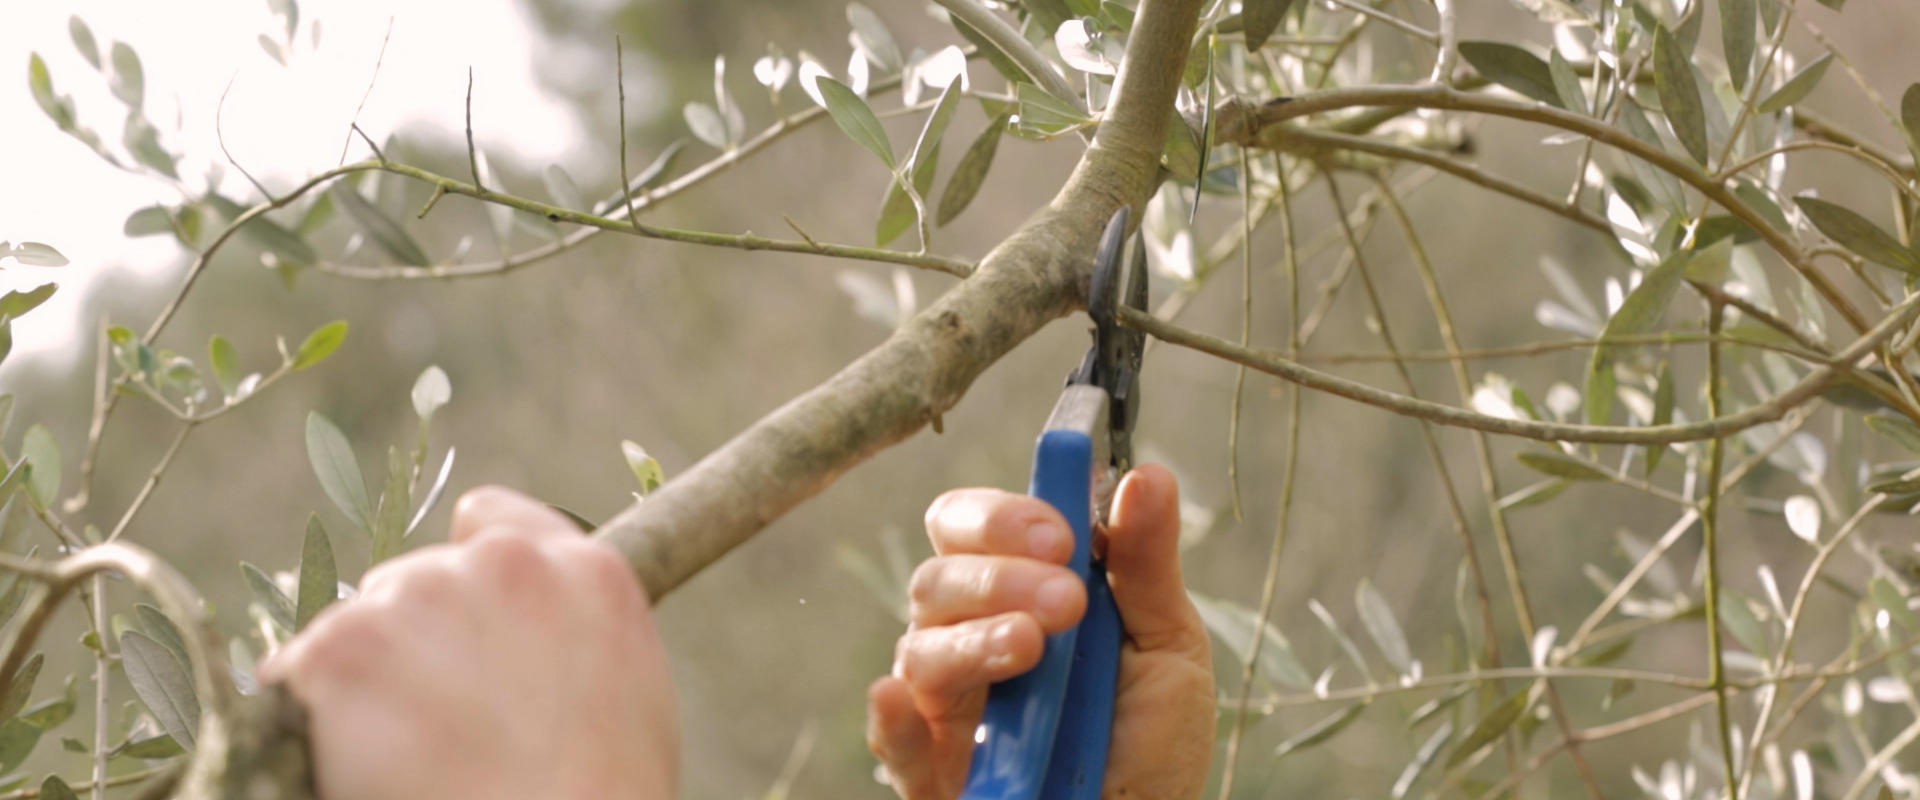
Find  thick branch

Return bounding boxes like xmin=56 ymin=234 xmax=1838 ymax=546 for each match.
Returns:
xmin=594 ymin=0 xmax=1202 ymax=600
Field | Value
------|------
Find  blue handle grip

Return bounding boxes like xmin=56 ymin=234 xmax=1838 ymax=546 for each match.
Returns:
xmin=960 ymin=428 xmax=1122 ymax=800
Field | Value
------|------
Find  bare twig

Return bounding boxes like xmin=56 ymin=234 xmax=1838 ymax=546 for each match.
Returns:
xmin=464 ymin=67 xmax=482 ymax=192
xmin=615 ymin=37 xmax=638 ymax=227
xmin=1120 ymin=288 xmax=1920 ymax=445
xmin=216 ymin=75 xmax=273 ymax=201
xmin=336 ymin=17 xmax=394 ymax=166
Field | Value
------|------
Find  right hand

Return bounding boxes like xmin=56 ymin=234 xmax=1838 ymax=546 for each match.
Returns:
xmin=865 ymin=464 xmax=1216 ymax=799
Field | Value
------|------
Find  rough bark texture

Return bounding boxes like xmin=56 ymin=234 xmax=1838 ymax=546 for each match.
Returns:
xmin=177 ymin=0 xmax=1203 ymax=796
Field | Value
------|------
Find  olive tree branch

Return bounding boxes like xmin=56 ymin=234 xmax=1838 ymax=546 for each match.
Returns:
xmin=1119 ymin=287 xmax=1920 ymax=445
xmin=1229 ymin=83 xmax=1876 ymax=335
xmin=313 ymin=160 xmax=977 ymax=278
xmin=589 ymin=0 xmax=1204 ymax=600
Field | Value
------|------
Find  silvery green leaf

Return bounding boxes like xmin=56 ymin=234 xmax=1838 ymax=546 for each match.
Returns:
xmin=1757 ymin=53 xmax=1832 ymax=113
xmin=1459 ymin=41 xmax=1560 ymax=106
xmin=108 ymin=41 xmax=143 ymax=108
xmin=1355 ymin=579 xmax=1411 ymax=673
xmin=406 ymin=447 xmax=455 ymax=537
xmin=816 ymin=77 xmax=893 ymax=168
xmin=5 ymin=242 xmax=68 ymax=268
xmin=683 ymin=102 xmax=728 ymax=149
xmin=1652 ymin=25 xmax=1709 ymax=164
xmin=69 ymin=17 xmax=100 ymax=69
xmin=21 ymin=425 xmax=59 ymax=509
xmin=1793 ymin=196 xmax=1920 ymax=275
xmin=291 ymin=321 xmax=347 ymax=370
xmin=296 ymin=514 xmax=336 ymax=630
xmin=846 ymin=3 xmax=902 ymax=73
xmin=306 ymin=411 xmax=370 ymax=529
xmin=410 ymin=365 xmax=450 ymax=420
xmin=937 ymin=115 xmax=1007 ymax=226
xmin=1188 ymin=591 xmax=1312 ymax=690
xmin=621 ymin=440 xmax=665 ymax=495
xmin=1243 ymin=0 xmax=1298 ymax=52
xmin=119 ymin=631 xmax=198 ymax=750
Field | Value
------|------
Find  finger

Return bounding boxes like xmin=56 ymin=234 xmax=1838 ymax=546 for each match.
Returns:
xmin=894 ymin=611 xmax=1044 ymax=708
xmin=909 ymin=554 xmax=1085 ymax=632
xmin=924 ymin=488 xmax=1074 ymax=562
xmin=867 ymin=676 xmax=940 ymax=799
xmin=448 ymin=485 xmax=578 ymax=544
xmin=1103 ymin=464 xmax=1209 ymax=659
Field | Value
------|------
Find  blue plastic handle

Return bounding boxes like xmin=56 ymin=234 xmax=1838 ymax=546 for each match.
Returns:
xmin=959 ymin=424 xmax=1123 ymax=800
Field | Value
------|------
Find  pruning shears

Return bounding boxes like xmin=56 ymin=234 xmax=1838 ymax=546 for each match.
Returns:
xmin=960 ymin=208 xmax=1146 ymax=800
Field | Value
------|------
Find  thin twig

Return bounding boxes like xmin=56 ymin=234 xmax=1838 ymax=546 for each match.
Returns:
xmin=615 ymin=37 xmax=638 ymax=227
xmin=312 ymin=161 xmax=976 ymax=278
xmin=1225 ymin=145 xmax=1251 ymax=521
xmin=336 ymin=17 xmax=394 ymax=166
xmin=1428 ymin=0 xmax=1456 ymax=84
xmin=106 ymin=423 xmax=194 ymax=542
xmin=1215 ymin=153 xmax=1301 ymax=800
xmin=1121 ymin=289 xmax=1920 ymax=445
xmin=216 ymin=75 xmax=273 ymax=201
xmin=1701 ymin=301 xmax=1740 ymax=799
xmin=350 ymin=124 xmax=386 ymax=163
xmin=465 ymin=67 xmax=482 ymax=192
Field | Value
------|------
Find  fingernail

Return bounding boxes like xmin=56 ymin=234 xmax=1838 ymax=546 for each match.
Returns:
xmin=1027 ymin=522 xmax=1065 ymax=559
xmin=1036 ymin=575 xmax=1081 ymax=624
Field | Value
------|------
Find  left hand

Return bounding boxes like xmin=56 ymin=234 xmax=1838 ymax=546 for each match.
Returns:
xmin=260 ymin=486 xmax=679 ymax=800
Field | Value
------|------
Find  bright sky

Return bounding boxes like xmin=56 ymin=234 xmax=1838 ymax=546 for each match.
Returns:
xmin=0 ymin=0 xmax=630 ymax=382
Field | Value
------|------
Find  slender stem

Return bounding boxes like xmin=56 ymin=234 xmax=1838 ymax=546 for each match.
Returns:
xmin=1239 ymin=83 xmax=1873 ymax=335
xmin=1324 ymin=171 xmax=1500 ymax=674
xmin=89 ymin=573 xmax=108 ymax=800
xmin=1322 ymin=0 xmax=1437 ymax=42
xmin=1428 ymin=0 xmax=1456 ymax=83
xmin=464 ymin=67 xmax=482 ymax=192
xmin=1562 ymin=406 xmax=1814 ymax=653
xmin=106 ymin=423 xmax=194 ymax=542
xmin=1280 ymin=126 xmax=1609 ymax=234
xmin=336 ymin=18 xmax=394 ymax=166
xmin=1842 ymin=715 xmax=1920 ymax=800
xmin=1309 ymin=331 xmax=1824 ymax=365
xmin=311 ymin=161 xmax=974 ymax=279
xmin=1701 ymin=301 xmax=1740 ymax=799
xmin=615 ymin=37 xmax=638 ymax=228
xmin=1119 ymin=289 xmax=1920 ymax=445
xmin=0 ymin=766 xmax=172 ymax=799
xmin=1215 ymin=157 xmax=1300 ymax=800
xmin=63 ymin=319 xmax=114 ymax=514
xmin=1225 ymin=146 xmax=1252 ymax=521
xmin=1715 ymin=140 xmax=1920 ymax=204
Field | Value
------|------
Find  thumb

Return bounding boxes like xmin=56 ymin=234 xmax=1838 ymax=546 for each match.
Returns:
xmin=1101 ymin=464 xmax=1207 ymax=659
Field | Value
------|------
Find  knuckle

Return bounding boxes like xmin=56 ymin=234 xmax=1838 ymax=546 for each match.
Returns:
xmin=289 ymin=608 xmax=394 ymax=682
xmin=465 ymin=528 xmax=555 ymax=589
xmin=451 ymin=485 xmax=516 ymax=523
xmin=564 ymin=541 xmax=645 ymax=612
xmin=906 ymin=559 xmax=946 ymax=608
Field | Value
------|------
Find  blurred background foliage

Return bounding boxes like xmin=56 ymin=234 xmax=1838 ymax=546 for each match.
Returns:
xmin=5 ymin=0 xmax=1920 ymax=797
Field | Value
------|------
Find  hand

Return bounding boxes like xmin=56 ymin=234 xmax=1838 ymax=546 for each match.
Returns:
xmin=866 ymin=464 xmax=1215 ymax=799
xmin=260 ymin=486 xmax=678 ymax=800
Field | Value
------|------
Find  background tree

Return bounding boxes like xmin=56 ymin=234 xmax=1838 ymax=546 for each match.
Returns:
xmin=3 ymin=0 xmax=1920 ymax=797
